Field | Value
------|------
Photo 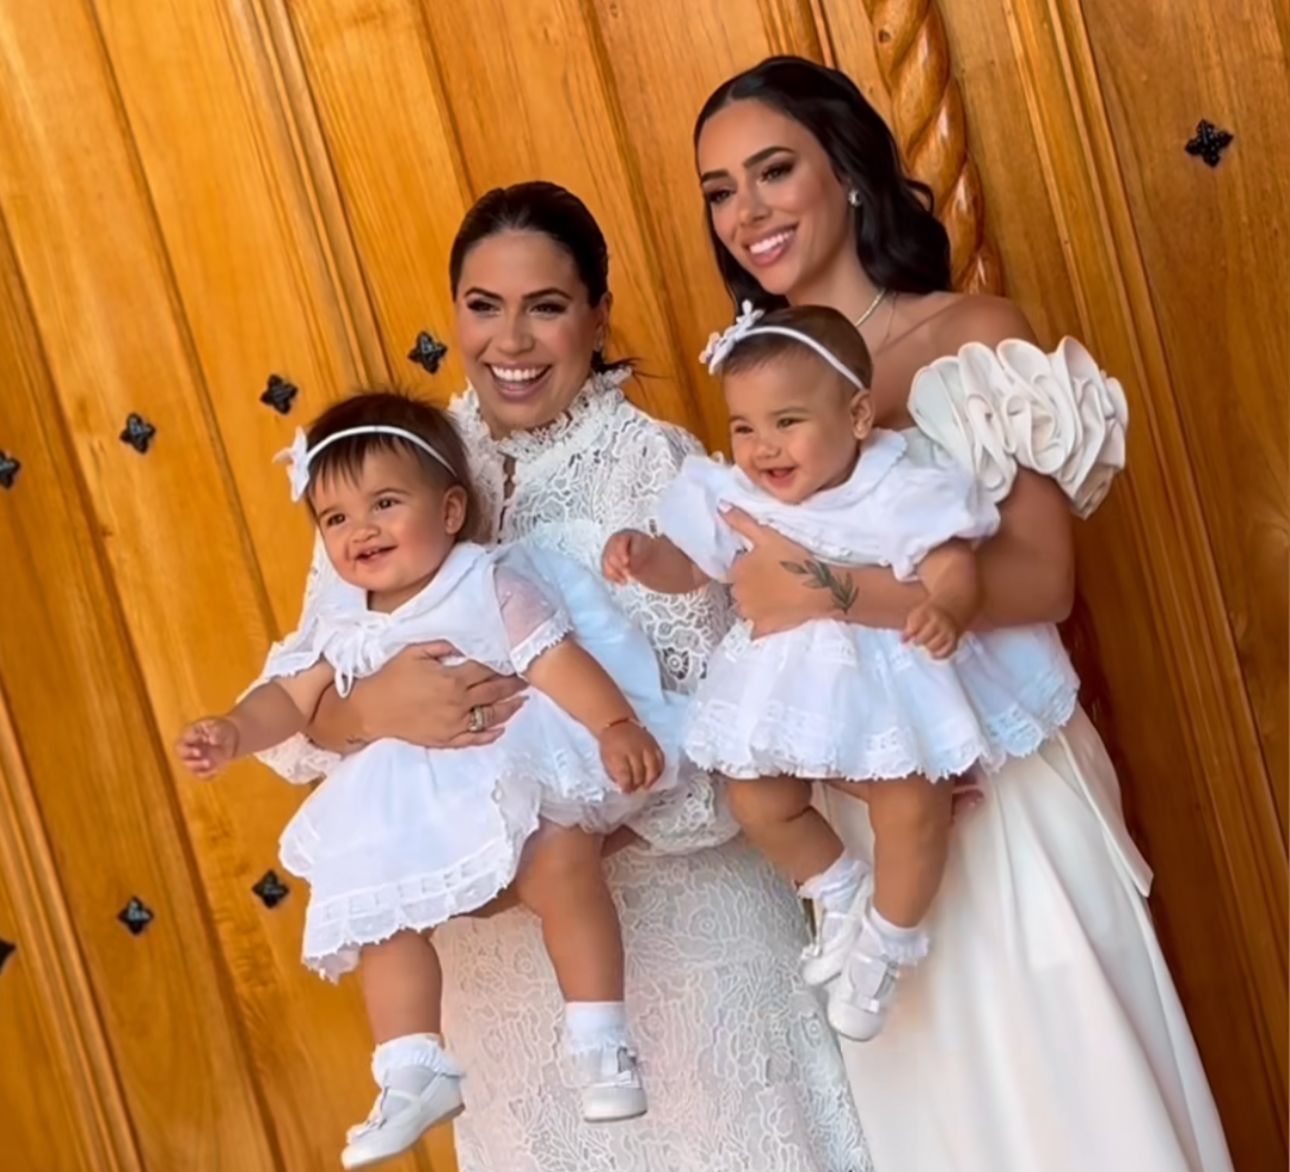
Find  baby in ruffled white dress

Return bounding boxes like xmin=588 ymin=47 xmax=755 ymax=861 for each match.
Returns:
xmin=603 ymin=305 xmax=1079 ymax=1041
xmin=177 ymin=390 xmax=679 ymax=1168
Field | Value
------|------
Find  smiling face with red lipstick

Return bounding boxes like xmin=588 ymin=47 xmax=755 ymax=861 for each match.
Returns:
xmin=449 ymin=182 xmax=617 ymax=438
xmin=697 ymin=99 xmax=857 ymax=305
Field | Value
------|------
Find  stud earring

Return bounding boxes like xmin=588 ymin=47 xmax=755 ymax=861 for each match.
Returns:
xmin=847 ymin=189 xmax=861 ymax=208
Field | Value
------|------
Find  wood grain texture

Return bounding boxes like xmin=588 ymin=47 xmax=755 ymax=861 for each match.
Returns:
xmin=282 ymin=0 xmax=472 ymax=410
xmin=0 ymin=857 xmax=101 ymax=1172
xmin=91 ymin=0 xmax=374 ymax=624
xmin=590 ymin=0 xmax=783 ymax=445
xmin=1079 ymin=0 xmax=1289 ymax=831
xmin=415 ymin=0 xmax=702 ymax=431
xmin=0 ymin=694 xmax=138 ymax=1172
xmin=858 ymin=0 xmax=1001 ymax=291
xmin=992 ymin=0 xmax=1286 ymax=1164
xmin=91 ymin=1 xmax=427 ymax=1142
xmin=0 ymin=184 xmax=278 ymax=1170
xmin=0 ymin=2 xmax=408 ymax=1167
xmin=0 ymin=2 xmax=1282 ymax=1168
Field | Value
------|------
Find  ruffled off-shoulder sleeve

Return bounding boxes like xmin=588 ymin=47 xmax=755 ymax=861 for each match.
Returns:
xmin=909 ymin=337 xmax=1128 ymax=519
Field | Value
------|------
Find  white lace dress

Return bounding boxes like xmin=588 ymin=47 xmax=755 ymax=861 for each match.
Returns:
xmin=260 ymin=372 xmax=871 ymax=1172
xmin=261 ymin=541 xmax=686 ymax=980
xmin=657 ymin=429 xmax=1079 ymax=782
xmin=820 ymin=339 xmax=1233 ymax=1172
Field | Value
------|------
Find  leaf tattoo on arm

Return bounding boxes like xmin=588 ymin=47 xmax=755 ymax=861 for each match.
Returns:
xmin=780 ymin=558 xmax=858 ymax=616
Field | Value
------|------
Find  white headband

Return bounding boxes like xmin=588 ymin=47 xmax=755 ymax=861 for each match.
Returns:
xmin=699 ymin=301 xmax=868 ymax=392
xmin=276 ymin=425 xmax=456 ymax=502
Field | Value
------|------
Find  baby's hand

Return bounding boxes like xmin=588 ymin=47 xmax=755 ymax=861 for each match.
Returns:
xmin=176 ymin=717 xmax=240 ymax=780
xmin=601 ymin=529 xmax=652 ymax=586
xmin=903 ymin=601 xmax=963 ymax=660
xmin=598 ymin=720 xmax=665 ymax=793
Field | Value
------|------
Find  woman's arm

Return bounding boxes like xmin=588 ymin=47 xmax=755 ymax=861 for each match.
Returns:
xmin=724 ymin=471 xmax=1074 ymax=636
xmin=307 ymin=641 xmax=528 ymax=753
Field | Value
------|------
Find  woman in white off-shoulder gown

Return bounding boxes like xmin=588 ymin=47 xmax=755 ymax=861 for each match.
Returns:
xmin=263 ymin=182 xmax=870 ymax=1171
xmin=693 ymin=57 xmax=1233 ymax=1172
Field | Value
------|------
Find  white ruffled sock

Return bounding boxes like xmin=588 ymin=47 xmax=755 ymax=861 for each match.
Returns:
xmin=564 ymin=1000 xmax=631 ymax=1055
xmin=372 ymin=1033 xmax=461 ymax=1103
xmin=800 ymin=852 xmax=867 ymax=914
xmin=863 ymin=907 xmax=931 ymax=967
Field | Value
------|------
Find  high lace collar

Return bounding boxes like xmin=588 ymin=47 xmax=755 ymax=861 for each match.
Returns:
xmin=452 ymin=368 xmax=631 ymax=465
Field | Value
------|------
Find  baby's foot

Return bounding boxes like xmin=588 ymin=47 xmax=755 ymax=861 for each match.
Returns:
xmin=800 ymin=870 xmax=873 ymax=987
xmin=342 ymin=1037 xmax=465 ymax=1169
xmin=826 ymin=912 xmax=929 ymax=1042
xmin=574 ymin=1040 xmax=648 ymax=1123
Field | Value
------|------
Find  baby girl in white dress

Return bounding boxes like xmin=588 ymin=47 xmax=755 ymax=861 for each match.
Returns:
xmin=178 ymin=390 xmax=682 ymax=1169
xmin=603 ymin=305 xmax=1079 ymax=1040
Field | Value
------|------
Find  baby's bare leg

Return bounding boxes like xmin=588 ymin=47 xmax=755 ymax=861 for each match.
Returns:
xmin=726 ymin=775 xmax=846 ymax=884
xmin=359 ymin=929 xmax=444 ymax=1042
xmin=514 ymin=823 xmax=621 ymax=1001
xmin=344 ymin=930 xmax=462 ymax=1166
xmin=515 ymin=822 xmax=647 ymax=1121
xmin=865 ymin=774 xmax=954 ymax=928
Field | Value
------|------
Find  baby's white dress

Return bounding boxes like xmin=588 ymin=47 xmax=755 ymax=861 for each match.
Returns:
xmin=261 ymin=540 xmax=683 ymax=979
xmin=657 ymin=429 xmax=1080 ymax=782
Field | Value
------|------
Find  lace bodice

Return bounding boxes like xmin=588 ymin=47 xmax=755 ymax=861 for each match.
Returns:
xmin=450 ymin=373 xmax=733 ymax=693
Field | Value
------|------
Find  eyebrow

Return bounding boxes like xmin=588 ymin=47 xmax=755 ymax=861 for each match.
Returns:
xmin=728 ymin=404 xmax=811 ymax=424
xmin=460 ymin=285 xmax=573 ymax=302
xmin=699 ymin=145 xmax=794 ymax=184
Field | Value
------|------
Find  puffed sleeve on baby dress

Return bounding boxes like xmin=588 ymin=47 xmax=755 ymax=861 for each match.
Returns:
xmin=490 ymin=546 xmax=575 ymax=674
xmin=906 ymin=336 xmax=1129 ymax=518
xmin=869 ymin=457 xmax=1001 ymax=582
xmin=654 ymin=455 xmax=747 ymax=581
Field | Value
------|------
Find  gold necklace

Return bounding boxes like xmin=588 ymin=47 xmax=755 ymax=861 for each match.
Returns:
xmin=852 ymin=287 xmax=888 ymax=330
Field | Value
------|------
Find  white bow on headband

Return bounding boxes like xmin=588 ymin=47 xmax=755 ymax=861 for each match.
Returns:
xmin=697 ymin=300 xmax=869 ymax=391
xmin=276 ymin=429 xmax=314 ymax=502
xmin=275 ymin=425 xmax=456 ymax=502
xmin=699 ymin=301 xmax=764 ymax=373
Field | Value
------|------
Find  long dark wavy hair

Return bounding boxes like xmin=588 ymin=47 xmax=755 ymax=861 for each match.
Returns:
xmin=449 ymin=181 xmax=628 ymax=375
xmin=694 ymin=56 xmax=952 ymax=311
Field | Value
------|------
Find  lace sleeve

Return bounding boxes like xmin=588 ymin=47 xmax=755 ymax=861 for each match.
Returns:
xmin=596 ymin=416 xmax=734 ymax=695
xmin=492 ymin=553 xmax=573 ymax=674
xmin=596 ymin=414 xmax=739 ymax=853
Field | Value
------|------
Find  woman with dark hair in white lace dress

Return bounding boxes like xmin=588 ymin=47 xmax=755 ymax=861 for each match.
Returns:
xmin=261 ymin=180 xmax=871 ymax=1172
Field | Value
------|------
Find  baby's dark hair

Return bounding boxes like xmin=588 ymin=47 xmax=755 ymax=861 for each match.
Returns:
xmin=719 ymin=305 xmax=873 ymax=391
xmin=303 ymin=387 xmax=483 ymax=542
